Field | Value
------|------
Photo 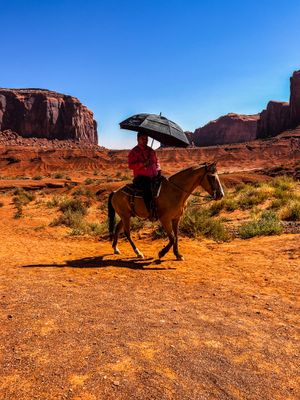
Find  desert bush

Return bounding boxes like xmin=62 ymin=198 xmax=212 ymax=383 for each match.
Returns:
xmin=32 ymin=175 xmax=43 ymax=180
xmin=73 ymin=187 xmax=95 ymax=198
xmin=51 ymin=209 xmax=86 ymax=229
xmin=46 ymin=195 xmax=69 ymax=208
xmin=179 ymin=208 xmax=230 ymax=242
xmin=279 ymin=201 xmax=300 ymax=221
xmin=223 ymin=198 xmax=239 ymax=212
xmin=14 ymin=206 xmax=23 ymax=219
xmin=234 ymin=183 xmax=253 ymax=193
xmin=59 ymin=198 xmax=88 ymax=216
xmin=269 ymin=197 xmax=289 ymax=210
xmin=238 ymin=188 xmax=269 ymax=210
xmin=53 ymin=172 xmax=65 ymax=179
xmin=207 ymin=201 xmax=224 ymax=216
xmin=151 ymin=224 xmax=167 ymax=239
xmin=130 ymin=217 xmax=145 ymax=231
xmin=270 ymin=176 xmax=295 ymax=191
xmin=238 ymin=210 xmax=283 ymax=239
xmin=84 ymin=178 xmax=94 ymax=185
xmin=88 ymin=222 xmax=108 ymax=237
xmin=13 ymin=189 xmax=36 ymax=206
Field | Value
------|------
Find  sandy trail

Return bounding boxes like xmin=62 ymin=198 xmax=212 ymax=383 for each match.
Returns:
xmin=0 ymin=216 xmax=299 ymax=399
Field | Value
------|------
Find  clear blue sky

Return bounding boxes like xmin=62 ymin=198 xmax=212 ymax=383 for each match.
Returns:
xmin=1 ymin=0 xmax=300 ymax=148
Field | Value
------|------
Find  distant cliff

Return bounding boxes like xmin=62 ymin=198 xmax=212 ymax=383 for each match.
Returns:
xmin=193 ymin=113 xmax=259 ymax=146
xmin=0 ymin=88 xmax=98 ymax=144
xmin=193 ymin=70 xmax=300 ymax=146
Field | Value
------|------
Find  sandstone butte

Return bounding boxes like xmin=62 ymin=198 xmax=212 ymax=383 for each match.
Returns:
xmin=0 ymin=88 xmax=98 ymax=144
xmin=1 ymin=70 xmax=300 ymax=149
xmin=193 ymin=69 xmax=300 ymax=146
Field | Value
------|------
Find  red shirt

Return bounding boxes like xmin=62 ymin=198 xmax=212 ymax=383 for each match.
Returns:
xmin=128 ymin=144 xmax=161 ymax=178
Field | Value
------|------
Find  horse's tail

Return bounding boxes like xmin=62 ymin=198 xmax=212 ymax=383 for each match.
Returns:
xmin=108 ymin=191 xmax=115 ymax=241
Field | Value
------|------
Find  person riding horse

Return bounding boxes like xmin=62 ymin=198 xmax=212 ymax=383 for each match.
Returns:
xmin=128 ymin=132 xmax=161 ymax=220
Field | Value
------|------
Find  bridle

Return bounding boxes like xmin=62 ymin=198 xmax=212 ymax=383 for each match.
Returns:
xmin=167 ymin=165 xmax=218 ymax=201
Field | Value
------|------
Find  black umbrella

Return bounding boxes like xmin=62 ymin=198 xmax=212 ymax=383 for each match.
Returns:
xmin=119 ymin=113 xmax=190 ymax=148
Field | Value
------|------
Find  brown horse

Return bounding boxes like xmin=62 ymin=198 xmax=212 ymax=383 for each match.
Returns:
xmin=108 ymin=162 xmax=224 ymax=261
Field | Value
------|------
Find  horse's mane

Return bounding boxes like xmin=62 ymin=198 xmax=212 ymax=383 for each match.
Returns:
xmin=168 ymin=163 xmax=207 ymax=182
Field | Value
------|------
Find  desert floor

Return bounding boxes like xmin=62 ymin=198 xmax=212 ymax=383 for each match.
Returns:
xmin=0 ymin=178 xmax=299 ymax=400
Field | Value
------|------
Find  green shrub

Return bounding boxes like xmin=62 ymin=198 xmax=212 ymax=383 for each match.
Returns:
xmin=280 ymin=202 xmax=300 ymax=221
xmin=84 ymin=178 xmax=94 ymax=185
xmin=238 ymin=188 xmax=269 ymax=210
xmin=179 ymin=208 xmax=230 ymax=242
xmin=59 ymin=198 xmax=88 ymax=216
xmin=270 ymin=176 xmax=295 ymax=191
xmin=238 ymin=210 xmax=283 ymax=239
xmin=12 ymin=189 xmax=36 ymax=206
xmin=88 ymin=222 xmax=107 ymax=236
xmin=207 ymin=201 xmax=224 ymax=216
xmin=73 ymin=187 xmax=95 ymax=198
xmin=130 ymin=217 xmax=145 ymax=231
xmin=51 ymin=210 xmax=86 ymax=229
xmin=151 ymin=224 xmax=168 ymax=239
xmin=53 ymin=172 xmax=65 ymax=179
xmin=223 ymin=198 xmax=239 ymax=212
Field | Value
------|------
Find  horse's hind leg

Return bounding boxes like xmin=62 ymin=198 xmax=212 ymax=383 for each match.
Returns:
xmin=158 ymin=218 xmax=174 ymax=259
xmin=123 ymin=217 xmax=144 ymax=259
xmin=112 ymin=220 xmax=123 ymax=254
xmin=172 ymin=218 xmax=184 ymax=261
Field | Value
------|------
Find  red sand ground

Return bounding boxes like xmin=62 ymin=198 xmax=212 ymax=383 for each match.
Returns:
xmin=0 ymin=137 xmax=299 ymax=399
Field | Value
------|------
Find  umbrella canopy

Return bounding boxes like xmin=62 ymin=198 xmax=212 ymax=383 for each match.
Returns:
xmin=119 ymin=113 xmax=190 ymax=148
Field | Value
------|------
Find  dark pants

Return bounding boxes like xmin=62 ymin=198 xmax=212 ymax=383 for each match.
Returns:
xmin=133 ymin=175 xmax=154 ymax=213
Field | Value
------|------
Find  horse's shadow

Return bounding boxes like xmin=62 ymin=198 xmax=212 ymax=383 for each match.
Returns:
xmin=23 ymin=254 xmax=176 ymax=271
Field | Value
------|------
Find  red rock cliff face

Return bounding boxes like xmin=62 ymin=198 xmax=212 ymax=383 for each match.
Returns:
xmin=193 ymin=113 xmax=259 ymax=147
xmin=257 ymin=70 xmax=300 ymax=139
xmin=289 ymin=70 xmax=300 ymax=129
xmin=0 ymin=89 xmax=98 ymax=144
xmin=257 ymin=101 xmax=290 ymax=139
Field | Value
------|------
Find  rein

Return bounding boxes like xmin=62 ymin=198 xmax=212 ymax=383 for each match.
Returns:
xmin=167 ymin=170 xmax=213 ymax=201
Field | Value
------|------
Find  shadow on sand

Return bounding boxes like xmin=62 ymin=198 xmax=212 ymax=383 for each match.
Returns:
xmin=22 ymin=254 xmax=176 ymax=271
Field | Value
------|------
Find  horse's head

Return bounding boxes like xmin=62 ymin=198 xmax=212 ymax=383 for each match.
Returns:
xmin=200 ymin=163 xmax=224 ymax=200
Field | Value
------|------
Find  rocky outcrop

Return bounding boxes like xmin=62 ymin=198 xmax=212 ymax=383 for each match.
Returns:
xmin=193 ymin=113 xmax=259 ymax=147
xmin=0 ymin=88 xmax=98 ymax=144
xmin=257 ymin=70 xmax=300 ymax=139
xmin=257 ymin=101 xmax=290 ymax=138
xmin=289 ymin=70 xmax=300 ymax=129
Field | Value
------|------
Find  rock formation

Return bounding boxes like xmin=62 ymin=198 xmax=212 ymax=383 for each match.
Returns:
xmin=289 ymin=70 xmax=300 ymax=129
xmin=257 ymin=101 xmax=290 ymax=139
xmin=0 ymin=88 xmax=98 ymax=144
xmin=256 ymin=70 xmax=300 ymax=139
xmin=193 ymin=113 xmax=259 ymax=147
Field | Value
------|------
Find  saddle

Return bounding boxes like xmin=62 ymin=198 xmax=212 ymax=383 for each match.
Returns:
xmin=121 ymin=176 xmax=163 ymax=220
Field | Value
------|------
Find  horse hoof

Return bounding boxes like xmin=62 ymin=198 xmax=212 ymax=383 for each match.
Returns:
xmin=114 ymin=248 xmax=121 ymax=254
xmin=176 ymin=255 xmax=184 ymax=261
xmin=135 ymin=249 xmax=144 ymax=259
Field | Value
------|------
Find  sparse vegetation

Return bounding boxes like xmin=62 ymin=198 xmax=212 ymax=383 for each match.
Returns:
xmin=280 ymin=201 xmax=300 ymax=221
xmin=180 ymin=208 xmax=231 ymax=242
xmin=53 ymin=172 xmax=65 ymax=179
xmin=12 ymin=189 xmax=36 ymax=218
xmin=238 ymin=211 xmax=283 ymax=239
xmin=84 ymin=178 xmax=94 ymax=185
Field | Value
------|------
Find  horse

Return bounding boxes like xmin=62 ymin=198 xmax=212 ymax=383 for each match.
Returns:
xmin=108 ymin=162 xmax=224 ymax=261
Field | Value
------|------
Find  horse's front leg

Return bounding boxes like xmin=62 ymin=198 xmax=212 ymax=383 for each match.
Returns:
xmin=158 ymin=218 xmax=174 ymax=259
xmin=112 ymin=220 xmax=123 ymax=254
xmin=172 ymin=218 xmax=184 ymax=261
xmin=123 ymin=217 xmax=144 ymax=259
